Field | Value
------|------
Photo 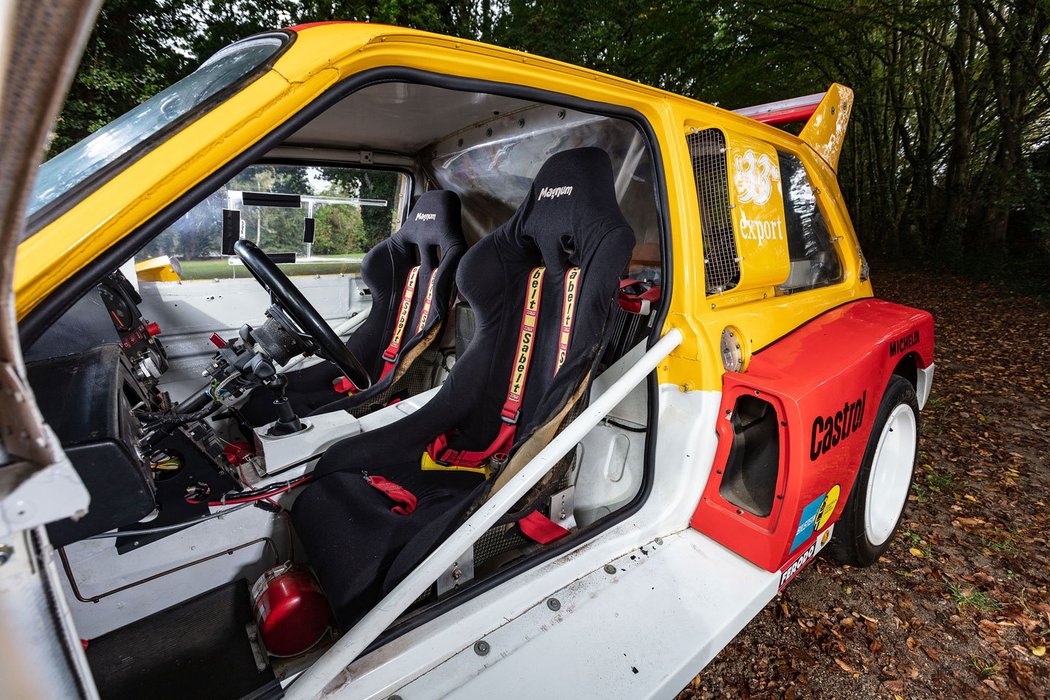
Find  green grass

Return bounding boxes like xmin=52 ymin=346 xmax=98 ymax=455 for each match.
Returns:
xmin=926 ymin=472 xmax=957 ymax=492
xmin=971 ymin=657 xmax=1001 ymax=678
xmin=902 ymin=530 xmax=934 ymax=558
xmin=979 ymin=531 xmax=1018 ymax=554
xmin=178 ymin=255 xmax=363 ymax=280
xmin=947 ymin=583 xmax=1002 ymax=613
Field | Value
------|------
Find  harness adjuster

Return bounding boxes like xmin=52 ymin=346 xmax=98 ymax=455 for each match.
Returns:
xmin=500 ymin=409 xmax=520 ymax=425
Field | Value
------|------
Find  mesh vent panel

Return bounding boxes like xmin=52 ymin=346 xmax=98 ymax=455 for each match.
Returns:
xmin=687 ymin=130 xmax=739 ymax=294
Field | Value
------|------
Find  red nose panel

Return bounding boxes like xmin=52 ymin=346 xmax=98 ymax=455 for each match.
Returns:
xmin=691 ymin=298 xmax=934 ymax=572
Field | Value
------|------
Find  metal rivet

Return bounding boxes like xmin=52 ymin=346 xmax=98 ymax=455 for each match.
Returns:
xmin=474 ymin=640 xmax=490 ymax=656
xmin=547 ymin=598 xmax=561 ymax=611
xmin=604 ymin=564 xmax=617 ymax=574
xmin=655 ymin=537 xmax=664 ymax=545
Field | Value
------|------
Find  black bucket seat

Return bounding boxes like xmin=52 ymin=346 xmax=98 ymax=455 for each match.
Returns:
xmin=242 ymin=190 xmax=466 ymax=423
xmin=292 ymin=148 xmax=635 ymax=628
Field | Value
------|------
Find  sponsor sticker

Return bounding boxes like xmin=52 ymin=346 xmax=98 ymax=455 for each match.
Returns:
xmin=790 ymin=484 xmax=840 ymax=552
xmin=810 ymin=393 xmax=866 ymax=461
xmin=779 ymin=524 xmax=834 ymax=591
xmin=889 ymin=330 xmax=920 ymax=357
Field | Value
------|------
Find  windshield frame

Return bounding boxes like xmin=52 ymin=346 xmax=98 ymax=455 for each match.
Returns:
xmin=23 ymin=30 xmax=295 ymax=237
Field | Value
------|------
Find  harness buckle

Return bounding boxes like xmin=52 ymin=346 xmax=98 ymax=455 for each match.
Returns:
xmin=500 ymin=409 xmax=520 ymax=425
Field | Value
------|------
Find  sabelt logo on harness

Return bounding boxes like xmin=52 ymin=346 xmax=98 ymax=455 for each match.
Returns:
xmin=510 ymin=271 xmax=543 ymax=401
xmin=415 ymin=212 xmax=436 ymax=222
xmin=538 ymin=186 xmax=573 ymax=201
xmin=810 ymin=391 xmax=866 ymax=461
xmin=889 ymin=330 xmax=920 ymax=357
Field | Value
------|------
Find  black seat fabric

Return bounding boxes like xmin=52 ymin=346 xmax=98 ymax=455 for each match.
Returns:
xmin=292 ymin=148 xmax=634 ymax=629
xmin=241 ymin=191 xmax=466 ymax=423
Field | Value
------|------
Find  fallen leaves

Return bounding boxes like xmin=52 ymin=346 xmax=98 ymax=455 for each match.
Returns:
xmin=679 ymin=272 xmax=1050 ymax=700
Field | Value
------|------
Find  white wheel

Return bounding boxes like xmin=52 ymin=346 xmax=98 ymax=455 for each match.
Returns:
xmin=828 ymin=375 xmax=919 ymax=567
xmin=863 ymin=403 xmax=917 ymax=546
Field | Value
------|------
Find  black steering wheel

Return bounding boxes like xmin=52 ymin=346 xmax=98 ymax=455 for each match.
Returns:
xmin=234 ymin=239 xmax=371 ymax=390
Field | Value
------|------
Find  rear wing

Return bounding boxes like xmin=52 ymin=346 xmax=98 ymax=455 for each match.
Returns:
xmin=734 ymin=83 xmax=854 ymax=173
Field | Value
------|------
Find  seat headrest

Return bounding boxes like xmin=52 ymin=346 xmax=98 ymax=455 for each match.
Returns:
xmin=395 ymin=190 xmax=462 ymax=250
xmin=511 ymin=147 xmax=629 ymax=272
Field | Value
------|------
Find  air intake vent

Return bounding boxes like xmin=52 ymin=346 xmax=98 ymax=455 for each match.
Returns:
xmin=687 ymin=129 xmax=739 ymax=294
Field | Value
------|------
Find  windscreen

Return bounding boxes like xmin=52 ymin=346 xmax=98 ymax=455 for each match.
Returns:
xmin=24 ymin=33 xmax=289 ymax=234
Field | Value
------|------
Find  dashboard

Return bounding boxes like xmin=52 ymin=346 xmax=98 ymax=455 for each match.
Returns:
xmin=25 ymin=270 xmax=169 ymax=392
xmin=24 ymin=270 xmax=239 ymax=549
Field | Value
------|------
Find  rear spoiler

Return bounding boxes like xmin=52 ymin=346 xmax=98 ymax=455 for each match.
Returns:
xmin=733 ymin=93 xmax=825 ymax=126
xmin=734 ymin=84 xmax=854 ymax=173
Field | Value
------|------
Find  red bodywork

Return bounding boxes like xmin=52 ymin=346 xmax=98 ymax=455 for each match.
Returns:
xmin=734 ymin=93 xmax=824 ymax=126
xmin=691 ymin=299 xmax=934 ymax=572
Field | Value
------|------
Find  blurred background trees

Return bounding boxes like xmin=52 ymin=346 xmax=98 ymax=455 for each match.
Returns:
xmin=51 ymin=0 xmax=1050 ymax=284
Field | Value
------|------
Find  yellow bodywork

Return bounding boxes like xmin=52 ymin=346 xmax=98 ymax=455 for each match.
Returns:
xmin=799 ymin=83 xmax=854 ymax=173
xmin=134 ymin=255 xmax=182 ymax=282
xmin=14 ymin=24 xmax=872 ymax=392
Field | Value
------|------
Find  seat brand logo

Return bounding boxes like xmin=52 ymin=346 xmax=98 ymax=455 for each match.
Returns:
xmin=810 ymin=392 xmax=866 ymax=461
xmin=889 ymin=330 xmax=919 ymax=357
xmin=538 ymin=186 xmax=573 ymax=201
xmin=415 ymin=213 xmax=436 ymax=221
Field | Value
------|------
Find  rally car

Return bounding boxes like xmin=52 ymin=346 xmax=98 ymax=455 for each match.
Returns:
xmin=0 ymin=17 xmax=934 ymax=700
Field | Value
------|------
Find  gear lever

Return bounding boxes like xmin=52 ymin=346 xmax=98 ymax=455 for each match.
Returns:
xmin=267 ymin=375 xmax=306 ymax=436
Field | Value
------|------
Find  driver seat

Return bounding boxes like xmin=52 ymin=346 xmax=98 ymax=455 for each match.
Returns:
xmin=292 ymin=148 xmax=635 ymax=628
xmin=241 ymin=191 xmax=466 ymax=424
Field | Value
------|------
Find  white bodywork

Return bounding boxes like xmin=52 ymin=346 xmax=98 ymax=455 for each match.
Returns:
xmin=47 ymin=326 xmax=806 ymax=700
xmin=916 ymin=363 xmax=935 ymax=410
xmin=267 ymin=329 xmax=799 ymax=699
xmin=304 ymin=382 xmax=789 ymax=699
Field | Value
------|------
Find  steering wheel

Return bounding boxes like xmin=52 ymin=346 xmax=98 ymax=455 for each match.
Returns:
xmin=234 ymin=239 xmax=371 ymax=390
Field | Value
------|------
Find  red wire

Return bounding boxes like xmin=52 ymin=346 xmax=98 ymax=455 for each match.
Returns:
xmin=185 ymin=476 xmax=312 ymax=507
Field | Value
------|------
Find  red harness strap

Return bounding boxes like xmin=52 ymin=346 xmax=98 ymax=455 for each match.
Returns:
xmin=363 ymin=475 xmax=417 ymax=515
xmin=555 ymin=267 xmax=580 ymax=373
xmin=422 ymin=266 xmax=583 ymax=481
xmin=379 ymin=266 xmax=421 ymax=381
xmin=518 ymin=510 xmax=570 ymax=544
xmin=423 ymin=267 xmax=545 ymax=472
xmin=618 ymin=278 xmax=660 ymax=315
xmin=415 ymin=269 xmax=439 ymax=334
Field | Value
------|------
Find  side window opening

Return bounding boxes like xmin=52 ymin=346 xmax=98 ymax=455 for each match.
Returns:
xmin=775 ymin=152 xmax=843 ymax=294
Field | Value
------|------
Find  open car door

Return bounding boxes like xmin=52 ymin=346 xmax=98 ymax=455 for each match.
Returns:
xmin=0 ymin=2 xmax=102 ymax=697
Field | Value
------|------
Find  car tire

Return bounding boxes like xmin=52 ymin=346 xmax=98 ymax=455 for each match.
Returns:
xmin=827 ymin=375 xmax=919 ymax=567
